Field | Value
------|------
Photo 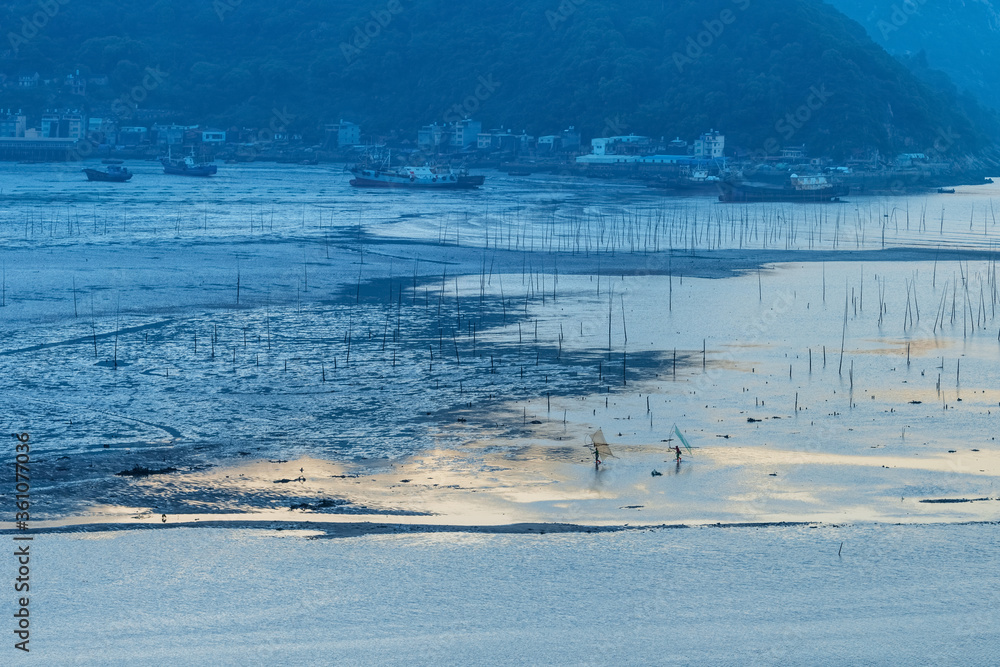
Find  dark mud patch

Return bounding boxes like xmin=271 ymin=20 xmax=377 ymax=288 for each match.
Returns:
xmin=115 ymin=466 xmax=180 ymax=477
xmin=919 ymin=498 xmax=994 ymax=504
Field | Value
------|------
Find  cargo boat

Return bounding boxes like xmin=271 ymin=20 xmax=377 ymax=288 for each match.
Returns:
xmin=719 ymin=174 xmax=847 ymax=202
xmin=350 ymin=165 xmax=484 ymax=189
xmin=348 ymin=151 xmax=484 ymax=189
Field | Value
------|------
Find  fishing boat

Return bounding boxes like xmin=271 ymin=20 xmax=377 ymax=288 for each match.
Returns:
xmin=348 ymin=150 xmax=484 ymax=189
xmin=648 ymin=169 xmax=722 ymax=193
xmin=83 ymin=165 xmax=133 ymax=182
xmin=160 ymin=148 xmax=218 ymax=177
xmin=719 ymin=174 xmax=847 ymax=203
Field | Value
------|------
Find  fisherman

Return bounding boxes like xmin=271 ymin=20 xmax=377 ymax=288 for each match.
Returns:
xmin=674 ymin=445 xmax=682 ymax=463
xmin=593 ymin=445 xmax=601 ymax=470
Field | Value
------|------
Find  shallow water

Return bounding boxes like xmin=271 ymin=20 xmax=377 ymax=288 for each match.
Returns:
xmin=1 ymin=161 xmax=998 ymax=521
xmin=9 ymin=523 xmax=998 ymax=666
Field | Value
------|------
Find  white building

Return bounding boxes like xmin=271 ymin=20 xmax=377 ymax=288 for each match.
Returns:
xmin=41 ymin=110 xmax=84 ymax=140
xmin=201 ymin=129 xmax=227 ymax=144
xmin=576 ymin=134 xmax=651 ymax=163
xmin=590 ymin=134 xmax=651 ymax=156
xmin=418 ymin=123 xmax=450 ymax=151
xmin=450 ymin=119 xmax=481 ymax=149
xmin=694 ymin=130 xmax=725 ymax=159
xmin=333 ymin=120 xmax=361 ymax=147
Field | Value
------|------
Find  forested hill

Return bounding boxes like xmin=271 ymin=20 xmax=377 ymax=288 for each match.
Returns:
xmin=1 ymin=0 xmax=996 ymax=157
xmin=828 ymin=0 xmax=1000 ymax=112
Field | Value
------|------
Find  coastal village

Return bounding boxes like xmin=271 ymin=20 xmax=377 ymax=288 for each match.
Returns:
xmin=0 ymin=80 xmax=992 ymax=193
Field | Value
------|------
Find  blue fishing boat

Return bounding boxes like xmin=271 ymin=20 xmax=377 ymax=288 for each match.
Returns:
xmin=83 ymin=165 xmax=133 ymax=182
xmin=160 ymin=149 xmax=218 ymax=177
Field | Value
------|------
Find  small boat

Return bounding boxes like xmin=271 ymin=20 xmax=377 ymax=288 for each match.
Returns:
xmin=938 ymin=188 xmax=956 ymax=194
xmin=160 ymin=149 xmax=217 ymax=177
xmin=83 ymin=165 xmax=133 ymax=182
xmin=648 ymin=169 xmax=722 ymax=193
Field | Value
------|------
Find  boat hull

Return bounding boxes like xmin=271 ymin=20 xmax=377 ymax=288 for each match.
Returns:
xmin=349 ymin=174 xmax=484 ymax=189
xmin=647 ymin=177 xmax=720 ymax=193
xmin=719 ymin=182 xmax=847 ymax=203
xmin=83 ymin=168 xmax=132 ymax=182
xmin=162 ymin=164 xmax=218 ymax=177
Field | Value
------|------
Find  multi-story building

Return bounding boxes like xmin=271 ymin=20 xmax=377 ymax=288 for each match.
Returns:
xmin=153 ymin=124 xmax=199 ymax=146
xmin=418 ymin=123 xmax=452 ymax=152
xmin=0 ymin=111 xmax=27 ymax=138
xmin=66 ymin=71 xmax=87 ymax=96
xmin=117 ymin=126 xmax=149 ymax=146
xmin=477 ymin=128 xmax=517 ymax=153
xmin=450 ymin=119 xmax=482 ymax=150
xmin=693 ymin=130 xmax=725 ymax=159
xmin=41 ymin=110 xmax=84 ymax=140
xmin=561 ymin=126 xmax=581 ymax=152
xmin=326 ymin=120 xmax=361 ymax=148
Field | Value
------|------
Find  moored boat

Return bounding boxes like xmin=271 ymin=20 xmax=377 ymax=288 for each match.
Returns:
xmin=83 ymin=165 xmax=133 ymax=182
xmin=719 ymin=174 xmax=847 ymax=202
xmin=160 ymin=151 xmax=218 ymax=177
xmin=648 ymin=169 xmax=722 ymax=193
xmin=348 ymin=150 xmax=484 ymax=189
xmin=350 ymin=165 xmax=484 ymax=189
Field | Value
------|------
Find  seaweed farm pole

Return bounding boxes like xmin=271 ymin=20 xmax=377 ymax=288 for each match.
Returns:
xmin=621 ymin=294 xmax=628 ymax=345
xmin=669 ymin=269 xmax=673 ymax=311
xmin=839 ymin=287 xmax=848 ymax=375
xmin=608 ymin=289 xmax=613 ymax=355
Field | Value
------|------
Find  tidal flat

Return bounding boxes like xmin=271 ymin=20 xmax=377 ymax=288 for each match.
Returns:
xmin=1 ymin=162 xmax=998 ymax=664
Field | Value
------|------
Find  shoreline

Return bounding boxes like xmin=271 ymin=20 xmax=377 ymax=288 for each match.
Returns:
xmin=3 ymin=517 xmax=998 ymax=539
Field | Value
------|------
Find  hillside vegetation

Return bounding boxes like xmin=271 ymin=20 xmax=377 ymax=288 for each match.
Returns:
xmin=1 ymin=0 xmax=996 ymax=157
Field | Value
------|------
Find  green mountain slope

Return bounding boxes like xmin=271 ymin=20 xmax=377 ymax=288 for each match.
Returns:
xmin=827 ymin=0 xmax=1000 ymax=111
xmin=1 ymin=0 xmax=995 ymax=157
